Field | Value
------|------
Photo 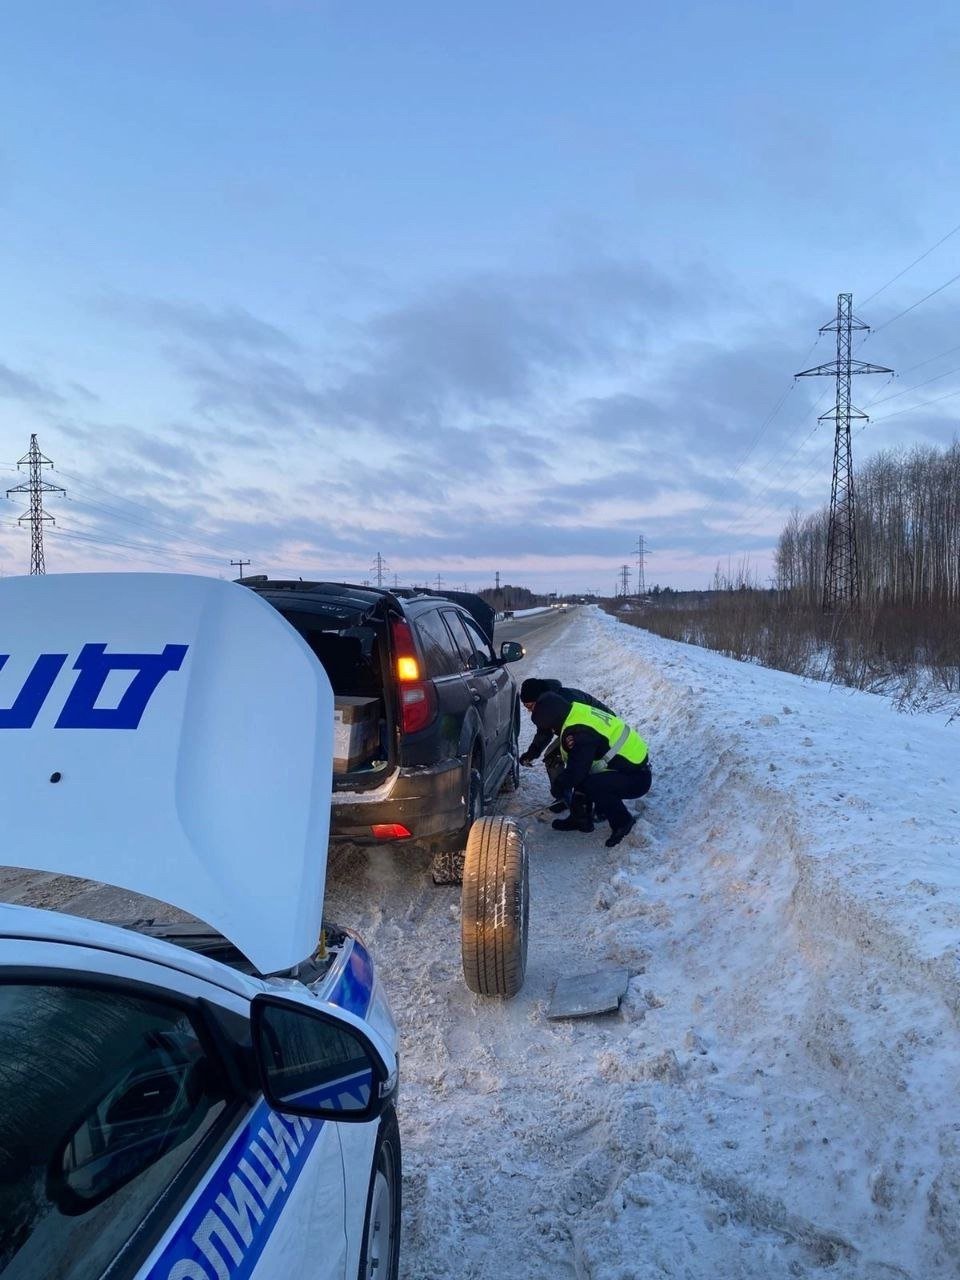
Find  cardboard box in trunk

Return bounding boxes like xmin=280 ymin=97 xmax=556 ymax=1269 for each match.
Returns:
xmin=333 ymin=696 xmax=380 ymax=774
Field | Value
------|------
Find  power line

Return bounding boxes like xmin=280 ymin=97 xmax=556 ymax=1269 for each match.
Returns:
xmin=48 ymin=520 xmax=230 ymax=570
xmin=858 ymin=218 xmax=960 ymax=308
xmin=55 ymin=467 xmax=247 ymax=552
xmin=727 ymin=338 xmax=820 ymax=480
xmin=51 ymin=467 xmax=252 ymax=567
xmin=725 ymin=438 xmax=836 ymax=544
xmin=62 ymin=487 xmax=235 ymax=556
xmin=893 ymin=339 xmax=960 ymax=379
xmin=868 ymin=383 xmax=960 ymax=425
xmin=724 ymin=334 xmax=823 ymax=489
xmin=723 ymin=419 xmax=829 ymax=538
xmin=60 ymin=516 xmax=229 ymax=565
xmin=718 ymin=384 xmax=833 ymax=535
xmin=866 ymin=363 xmax=960 ymax=410
xmin=47 ymin=527 xmax=201 ymax=572
xmin=872 ymin=267 xmax=960 ymax=334
xmin=707 ymin=373 xmax=868 ymax=550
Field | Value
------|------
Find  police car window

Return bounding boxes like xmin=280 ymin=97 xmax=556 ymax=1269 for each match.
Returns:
xmin=0 ymin=983 xmax=229 ymax=1280
xmin=413 ymin=609 xmax=460 ymax=677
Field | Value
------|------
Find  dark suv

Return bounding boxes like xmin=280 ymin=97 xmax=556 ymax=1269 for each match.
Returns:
xmin=244 ymin=579 xmax=524 ymax=855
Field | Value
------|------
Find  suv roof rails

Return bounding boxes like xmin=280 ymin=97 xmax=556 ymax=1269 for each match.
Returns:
xmin=391 ymin=588 xmax=443 ymax=600
xmin=241 ymin=578 xmax=394 ymax=596
xmin=240 ymin=579 xmax=496 ymax=642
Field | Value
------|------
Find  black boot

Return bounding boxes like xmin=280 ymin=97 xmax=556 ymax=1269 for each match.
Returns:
xmin=552 ymin=813 xmax=594 ymax=833
xmin=605 ymin=815 xmax=637 ymax=848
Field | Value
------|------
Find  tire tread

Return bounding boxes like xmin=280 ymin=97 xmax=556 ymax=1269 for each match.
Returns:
xmin=460 ymin=816 xmax=528 ymax=998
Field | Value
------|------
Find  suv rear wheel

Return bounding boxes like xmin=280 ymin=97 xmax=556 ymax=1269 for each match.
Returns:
xmin=430 ymin=760 xmax=483 ymax=885
xmin=502 ymin=719 xmax=520 ymax=793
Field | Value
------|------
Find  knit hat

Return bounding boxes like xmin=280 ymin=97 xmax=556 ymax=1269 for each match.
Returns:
xmin=519 ymin=677 xmax=562 ymax=703
xmin=530 ymin=691 xmax=572 ymax=733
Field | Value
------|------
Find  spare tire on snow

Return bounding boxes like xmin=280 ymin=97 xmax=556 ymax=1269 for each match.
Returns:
xmin=460 ymin=816 xmax=529 ymax=998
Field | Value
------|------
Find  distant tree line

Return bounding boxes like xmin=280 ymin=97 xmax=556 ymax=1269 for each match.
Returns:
xmin=609 ymin=440 xmax=960 ymax=711
xmin=775 ymin=440 xmax=960 ymax=607
xmin=478 ymin=584 xmax=546 ymax=611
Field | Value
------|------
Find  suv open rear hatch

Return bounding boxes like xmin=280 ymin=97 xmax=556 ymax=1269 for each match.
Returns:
xmin=252 ymin=583 xmax=399 ymax=791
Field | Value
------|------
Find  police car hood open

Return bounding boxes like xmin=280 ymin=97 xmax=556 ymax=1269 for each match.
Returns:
xmin=0 ymin=573 xmax=333 ymax=975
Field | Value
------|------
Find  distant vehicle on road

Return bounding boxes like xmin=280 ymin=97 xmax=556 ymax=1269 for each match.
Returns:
xmin=244 ymin=580 xmax=524 ymax=863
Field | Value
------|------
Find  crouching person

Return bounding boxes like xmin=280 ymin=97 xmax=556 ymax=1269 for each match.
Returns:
xmin=531 ymin=692 xmax=651 ymax=848
xmin=518 ymin=677 xmax=614 ymax=768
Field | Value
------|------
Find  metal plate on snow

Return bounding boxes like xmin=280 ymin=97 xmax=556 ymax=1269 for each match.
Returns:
xmin=547 ymin=968 xmax=630 ymax=1019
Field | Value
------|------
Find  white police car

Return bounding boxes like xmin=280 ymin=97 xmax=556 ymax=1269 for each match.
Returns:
xmin=0 ymin=573 xmax=401 ymax=1280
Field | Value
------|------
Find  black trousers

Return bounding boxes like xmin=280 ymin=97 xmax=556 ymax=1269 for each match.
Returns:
xmin=580 ymin=763 xmax=651 ymax=827
xmin=543 ymin=741 xmax=563 ymax=790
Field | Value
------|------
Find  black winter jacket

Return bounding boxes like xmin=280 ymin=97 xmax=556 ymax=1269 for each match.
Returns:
xmin=521 ymin=682 xmax=614 ymax=761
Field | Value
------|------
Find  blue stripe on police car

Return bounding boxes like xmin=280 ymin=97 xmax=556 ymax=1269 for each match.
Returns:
xmin=144 ymin=945 xmax=374 ymax=1280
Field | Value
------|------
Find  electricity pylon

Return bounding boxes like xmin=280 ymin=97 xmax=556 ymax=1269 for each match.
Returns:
xmin=6 ymin=434 xmax=65 ymax=575
xmin=635 ymin=534 xmax=647 ymax=596
xmin=796 ymin=294 xmax=892 ymax=610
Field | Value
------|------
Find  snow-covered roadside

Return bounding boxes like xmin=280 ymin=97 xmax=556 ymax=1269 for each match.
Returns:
xmin=568 ymin=609 xmax=960 ymax=1277
xmin=789 ymin=644 xmax=960 ymax=720
xmin=325 ymin=607 xmax=960 ymax=1280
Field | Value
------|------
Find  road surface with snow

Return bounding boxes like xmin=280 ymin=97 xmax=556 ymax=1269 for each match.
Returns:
xmin=325 ymin=606 xmax=960 ymax=1280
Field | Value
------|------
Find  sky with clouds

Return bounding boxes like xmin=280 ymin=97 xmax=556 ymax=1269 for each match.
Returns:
xmin=2 ymin=0 xmax=960 ymax=593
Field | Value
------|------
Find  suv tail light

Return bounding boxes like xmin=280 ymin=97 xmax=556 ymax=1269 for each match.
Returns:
xmin=390 ymin=617 xmax=437 ymax=734
xmin=371 ymin=823 xmax=412 ymax=840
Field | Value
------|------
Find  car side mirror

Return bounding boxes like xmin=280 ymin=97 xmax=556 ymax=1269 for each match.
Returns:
xmin=250 ymin=995 xmax=397 ymax=1124
xmin=499 ymin=641 xmax=525 ymax=663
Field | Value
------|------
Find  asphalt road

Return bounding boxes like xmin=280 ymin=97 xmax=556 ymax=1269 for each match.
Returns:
xmin=495 ymin=607 xmax=577 ymax=673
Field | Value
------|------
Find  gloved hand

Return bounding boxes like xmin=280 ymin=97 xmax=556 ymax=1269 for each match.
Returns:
xmin=518 ymin=752 xmax=536 ymax=767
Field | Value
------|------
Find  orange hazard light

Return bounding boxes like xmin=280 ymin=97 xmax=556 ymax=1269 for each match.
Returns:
xmin=396 ymin=655 xmax=420 ymax=681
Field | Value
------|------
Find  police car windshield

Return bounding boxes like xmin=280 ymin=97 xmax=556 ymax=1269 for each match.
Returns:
xmin=0 ymin=982 xmax=228 ymax=1279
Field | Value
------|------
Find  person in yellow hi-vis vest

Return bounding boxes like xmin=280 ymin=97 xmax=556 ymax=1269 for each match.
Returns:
xmin=530 ymin=691 xmax=651 ymax=847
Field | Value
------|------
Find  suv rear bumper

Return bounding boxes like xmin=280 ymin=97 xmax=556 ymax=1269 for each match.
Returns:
xmin=331 ymin=759 xmax=466 ymax=846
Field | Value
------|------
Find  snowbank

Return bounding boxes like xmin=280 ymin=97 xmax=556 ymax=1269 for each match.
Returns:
xmin=325 ymin=607 xmax=960 ymax=1279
